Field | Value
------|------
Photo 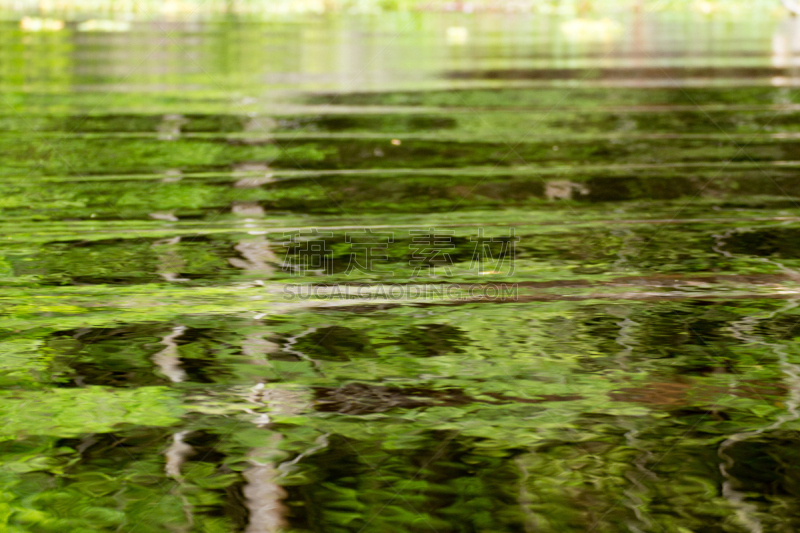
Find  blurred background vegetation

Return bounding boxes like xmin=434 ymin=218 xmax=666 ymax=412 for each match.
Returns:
xmin=0 ymin=0 xmax=786 ymax=18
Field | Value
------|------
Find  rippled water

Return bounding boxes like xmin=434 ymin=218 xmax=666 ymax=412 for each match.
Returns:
xmin=4 ymin=8 xmax=800 ymax=532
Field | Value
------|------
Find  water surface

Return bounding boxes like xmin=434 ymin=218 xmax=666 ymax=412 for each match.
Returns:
xmin=2 ymin=8 xmax=800 ymax=533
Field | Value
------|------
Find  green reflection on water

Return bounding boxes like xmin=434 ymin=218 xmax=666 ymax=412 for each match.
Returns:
xmin=2 ymin=7 xmax=800 ymax=533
